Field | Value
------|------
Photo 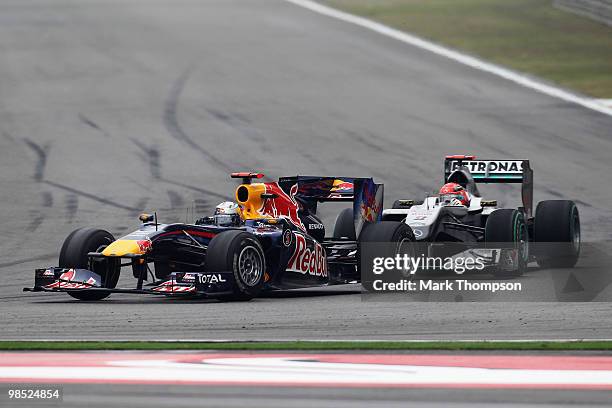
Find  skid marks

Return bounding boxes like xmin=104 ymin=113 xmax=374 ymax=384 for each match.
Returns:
xmin=41 ymin=191 xmax=53 ymax=208
xmin=24 ymin=191 xmax=79 ymax=231
xmin=78 ymin=113 xmax=110 ymax=138
xmin=166 ymin=190 xmax=185 ymax=210
xmin=0 ymin=253 xmax=56 ymax=270
xmin=163 ymin=68 xmax=233 ymax=173
xmin=26 ymin=213 xmax=45 ymax=233
xmin=206 ymin=108 xmax=270 ymax=149
xmin=193 ymin=198 xmax=210 ymax=215
xmin=44 ymin=180 xmax=140 ymax=213
xmin=130 ymin=138 xmax=161 ymax=180
xmin=23 ymin=138 xmax=50 ymax=182
xmin=130 ymin=197 xmax=149 ymax=217
xmin=25 ymin=191 xmax=54 ymax=233
xmin=2 ymin=130 xmax=16 ymax=143
xmin=64 ymin=194 xmax=78 ymax=223
xmin=340 ymin=129 xmax=432 ymax=183
xmin=160 ymin=178 xmax=228 ymax=202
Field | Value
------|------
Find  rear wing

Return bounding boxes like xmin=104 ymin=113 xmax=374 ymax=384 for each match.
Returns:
xmin=444 ymin=156 xmax=533 ymax=218
xmin=278 ymin=176 xmax=356 ymax=202
xmin=278 ymin=176 xmax=383 ymax=237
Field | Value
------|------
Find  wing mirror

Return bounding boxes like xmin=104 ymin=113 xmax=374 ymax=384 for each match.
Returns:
xmin=139 ymin=213 xmax=154 ymax=223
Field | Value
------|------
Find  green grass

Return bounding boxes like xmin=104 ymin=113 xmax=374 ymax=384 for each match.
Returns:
xmin=2 ymin=341 xmax=612 ymax=350
xmin=323 ymin=0 xmax=612 ymax=98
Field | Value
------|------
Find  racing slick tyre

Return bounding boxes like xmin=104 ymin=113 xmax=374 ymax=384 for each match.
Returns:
xmin=485 ymin=209 xmax=528 ymax=277
xmin=534 ymin=200 xmax=580 ymax=268
xmin=205 ymin=230 xmax=265 ymax=301
xmin=358 ymin=222 xmax=416 ymax=291
xmin=333 ymin=208 xmax=356 ymax=240
xmin=59 ymin=227 xmax=120 ymax=301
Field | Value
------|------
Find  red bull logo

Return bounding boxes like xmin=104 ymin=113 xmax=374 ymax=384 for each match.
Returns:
xmin=259 ymin=182 xmax=306 ymax=231
xmin=42 ymin=269 xmax=55 ymax=277
xmin=43 ymin=269 xmax=98 ymax=289
xmin=360 ymin=201 xmax=382 ymax=222
xmin=331 ymin=180 xmax=353 ymax=192
xmin=152 ymin=281 xmax=196 ymax=293
xmin=329 ymin=180 xmax=354 ymax=199
xmin=359 ymin=180 xmax=382 ymax=222
xmin=59 ymin=269 xmax=75 ymax=281
xmin=137 ymin=240 xmax=152 ymax=253
xmin=286 ymin=233 xmax=327 ymax=277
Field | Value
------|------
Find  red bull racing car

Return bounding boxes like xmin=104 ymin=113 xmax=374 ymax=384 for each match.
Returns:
xmin=24 ymin=173 xmax=413 ymax=301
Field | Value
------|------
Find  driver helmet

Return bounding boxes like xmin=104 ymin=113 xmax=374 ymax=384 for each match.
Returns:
xmin=213 ymin=201 xmax=242 ymax=226
xmin=439 ymin=182 xmax=470 ymax=206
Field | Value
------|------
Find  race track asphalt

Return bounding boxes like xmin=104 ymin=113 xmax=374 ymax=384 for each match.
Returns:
xmin=1 ymin=0 xmax=612 ymax=343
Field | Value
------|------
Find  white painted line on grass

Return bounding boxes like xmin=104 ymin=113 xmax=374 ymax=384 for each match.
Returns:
xmin=284 ymin=0 xmax=612 ymax=117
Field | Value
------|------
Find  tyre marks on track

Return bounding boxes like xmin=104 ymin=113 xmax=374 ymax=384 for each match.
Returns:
xmin=193 ymin=198 xmax=209 ymax=215
xmin=166 ymin=190 xmax=184 ymax=210
xmin=78 ymin=113 xmax=110 ymax=138
xmin=205 ymin=108 xmax=271 ymax=150
xmin=26 ymin=191 xmax=54 ymax=233
xmin=25 ymin=213 xmax=45 ymax=233
xmin=21 ymin=138 xmax=59 ymax=233
xmin=160 ymin=177 xmax=229 ymax=202
xmin=0 ymin=253 xmax=56 ymax=270
xmin=127 ymin=138 xmax=221 ymax=215
xmin=340 ymin=129 xmax=432 ymax=192
xmin=2 ymin=130 xmax=16 ymax=143
xmin=130 ymin=138 xmax=161 ymax=180
xmin=343 ymin=130 xmax=387 ymax=154
xmin=41 ymin=192 xmax=53 ymax=208
xmin=163 ymin=68 xmax=234 ymax=173
xmin=23 ymin=138 xmax=50 ymax=182
xmin=125 ymin=136 xmax=225 ymax=219
xmin=130 ymin=197 xmax=149 ymax=217
xmin=43 ymin=180 xmax=140 ymax=213
xmin=64 ymin=194 xmax=78 ymax=223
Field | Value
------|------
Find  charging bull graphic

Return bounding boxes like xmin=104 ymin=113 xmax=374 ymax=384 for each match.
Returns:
xmin=259 ymin=182 xmax=306 ymax=231
xmin=354 ymin=178 xmax=384 ymax=237
xmin=295 ymin=178 xmax=354 ymax=200
xmin=43 ymin=269 xmax=99 ymax=290
xmin=329 ymin=179 xmax=354 ymax=199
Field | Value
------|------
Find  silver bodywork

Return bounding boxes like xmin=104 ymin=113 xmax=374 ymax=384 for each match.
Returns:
xmin=383 ymin=196 xmax=496 ymax=241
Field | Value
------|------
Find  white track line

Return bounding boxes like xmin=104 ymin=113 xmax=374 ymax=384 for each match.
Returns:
xmin=284 ymin=0 xmax=612 ymax=117
xmin=597 ymin=99 xmax=612 ymax=108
